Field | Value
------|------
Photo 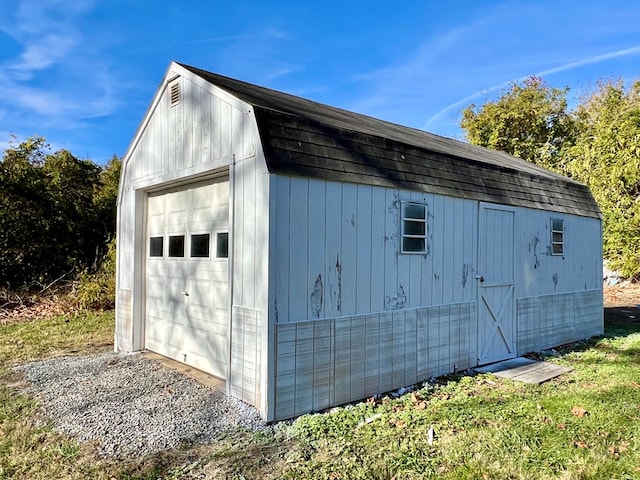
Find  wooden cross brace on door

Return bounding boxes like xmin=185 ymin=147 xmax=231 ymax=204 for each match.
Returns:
xmin=479 ymin=284 xmax=515 ymax=361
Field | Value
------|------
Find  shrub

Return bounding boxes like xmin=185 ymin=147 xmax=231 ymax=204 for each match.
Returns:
xmin=73 ymin=239 xmax=116 ymax=310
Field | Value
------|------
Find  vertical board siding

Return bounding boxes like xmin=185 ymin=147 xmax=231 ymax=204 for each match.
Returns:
xmin=515 ymin=207 xmax=602 ymax=298
xmin=369 ymin=188 xmax=386 ymax=313
xmin=325 ymin=181 xmax=343 ymax=319
xmin=273 ymin=177 xmax=291 ymax=323
xmin=228 ymin=113 xmax=270 ymax=411
xmin=308 ymin=180 xmax=326 ymax=319
xmin=273 ymin=176 xmax=478 ymax=323
xmin=341 ymin=185 xmax=358 ymax=315
xmin=273 ymin=302 xmax=475 ymax=420
xmin=384 ymin=189 xmax=400 ymax=311
xmin=233 ymin=158 xmax=245 ymax=306
xmin=288 ymin=179 xmax=309 ymax=320
xmin=430 ymin=195 xmax=445 ymax=305
xmin=126 ymin=76 xmax=253 ymax=186
xmin=355 ymin=185 xmax=373 ymax=314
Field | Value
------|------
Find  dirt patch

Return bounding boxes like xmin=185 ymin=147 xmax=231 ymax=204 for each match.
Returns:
xmin=0 ymin=297 xmax=78 ymax=324
xmin=604 ymin=282 xmax=640 ymax=308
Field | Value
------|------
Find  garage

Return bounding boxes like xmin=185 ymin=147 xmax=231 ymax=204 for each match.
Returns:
xmin=144 ymin=178 xmax=229 ymax=379
xmin=116 ymin=62 xmax=602 ymax=421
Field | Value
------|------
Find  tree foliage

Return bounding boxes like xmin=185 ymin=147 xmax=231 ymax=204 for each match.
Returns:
xmin=461 ymin=77 xmax=576 ymax=171
xmin=460 ymin=77 xmax=640 ymax=279
xmin=564 ymin=81 xmax=640 ymax=278
xmin=0 ymin=137 xmax=120 ymax=288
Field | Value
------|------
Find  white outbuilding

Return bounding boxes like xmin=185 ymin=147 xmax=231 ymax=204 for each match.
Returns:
xmin=116 ymin=62 xmax=603 ymax=421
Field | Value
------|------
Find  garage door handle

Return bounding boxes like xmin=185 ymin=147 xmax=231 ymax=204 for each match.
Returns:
xmin=182 ymin=290 xmax=189 ymax=296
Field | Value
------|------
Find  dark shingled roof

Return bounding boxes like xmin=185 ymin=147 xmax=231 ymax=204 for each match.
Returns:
xmin=180 ymin=63 xmax=601 ymax=219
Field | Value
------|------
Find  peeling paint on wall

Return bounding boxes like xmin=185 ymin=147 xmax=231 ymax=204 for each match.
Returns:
xmin=274 ymin=298 xmax=279 ymax=323
xmin=462 ymin=264 xmax=471 ymax=288
xmin=310 ymin=274 xmax=323 ymax=318
xmin=530 ymin=235 xmax=540 ymax=269
xmin=335 ymin=255 xmax=342 ymax=313
xmin=385 ymin=284 xmax=407 ymax=310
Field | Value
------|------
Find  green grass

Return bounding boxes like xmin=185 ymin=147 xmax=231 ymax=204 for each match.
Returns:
xmin=1 ymin=310 xmax=640 ymax=479
xmin=0 ymin=311 xmax=115 ymax=479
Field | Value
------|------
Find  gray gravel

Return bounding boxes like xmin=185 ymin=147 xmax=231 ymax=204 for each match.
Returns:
xmin=15 ymin=352 xmax=268 ymax=457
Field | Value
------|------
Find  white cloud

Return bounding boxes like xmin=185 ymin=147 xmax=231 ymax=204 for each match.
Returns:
xmin=423 ymin=45 xmax=640 ymax=131
xmin=0 ymin=0 xmax=118 ymax=133
xmin=344 ymin=14 xmax=495 ymax=124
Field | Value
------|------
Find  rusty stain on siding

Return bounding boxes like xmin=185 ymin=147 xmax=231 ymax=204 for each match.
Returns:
xmin=385 ymin=284 xmax=407 ymax=310
xmin=310 ymin=274 xmax=323 ymax=318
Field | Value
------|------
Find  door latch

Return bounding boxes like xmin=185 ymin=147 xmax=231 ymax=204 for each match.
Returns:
xmin=475 ymin=275 xmax=485 ymax=283
xmin=182 ymin=290 xmax=189 ymax=296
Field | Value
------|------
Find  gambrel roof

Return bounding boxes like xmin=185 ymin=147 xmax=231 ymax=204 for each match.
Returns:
xmin=180 ymin=63 xmax=601 ymax=219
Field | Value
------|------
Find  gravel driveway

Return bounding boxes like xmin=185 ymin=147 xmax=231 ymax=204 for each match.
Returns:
xmin=15 ymin=352 xmax=267 ymax=457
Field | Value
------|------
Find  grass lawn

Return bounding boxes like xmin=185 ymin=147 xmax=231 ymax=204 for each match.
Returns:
xmin=1 ymin=308 xmax=640 ymax=479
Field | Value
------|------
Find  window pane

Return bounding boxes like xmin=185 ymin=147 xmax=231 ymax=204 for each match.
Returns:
xmin=404 ymin=203 xmax=425 ymax=219
xmin=190 ymin=233 xmax=210 ymax=258
xmin=216 ymin=232 xmax=229 ymax=258
xmin=552 ymin=232 xmax=563 ymax=243
xmin=552 ymin=219 xmax=563 ymax=231
xmin=403 ymin=236 xmax=425 ymax=253
xmin=552 ymin=243 xmax=564 ymax=255
xmin=168 ymin=235 xmax=185 ymax=257
xmin=404 ymin=220 xmax=426 ymax=236
xmin=149 ymin=236 xmax=163 ymax=257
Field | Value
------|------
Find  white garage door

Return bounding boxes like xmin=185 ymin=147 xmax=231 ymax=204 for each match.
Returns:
xmin=145 ymin=178 xmax=229 ymax=379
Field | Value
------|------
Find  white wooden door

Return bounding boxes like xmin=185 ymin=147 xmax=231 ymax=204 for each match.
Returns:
xmin=145 ymin=178 xmax=229 ymax=378
xmin=477 ymin=203 xmax=516 ymax=365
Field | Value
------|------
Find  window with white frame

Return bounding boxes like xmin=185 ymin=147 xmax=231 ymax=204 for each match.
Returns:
xmin=401 ymin=202 xmax=427 ymax=253
xmin=551 ymin=219 xmax=564 ymax=255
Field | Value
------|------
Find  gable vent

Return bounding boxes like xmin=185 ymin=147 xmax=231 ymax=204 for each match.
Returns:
xmin=170 ymin=82 xmax=180 ymax=106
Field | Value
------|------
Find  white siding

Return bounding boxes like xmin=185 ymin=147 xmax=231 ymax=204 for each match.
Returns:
xmin=274 ymin=302 xmax=476 ymax=420
xmin=270 ymin=176 xmax=478 ymax=323
xmin=228 ymin=113 xmax=270 ymax=415
xmin=122 ymin=74 xmax=255 ymax=190
xmin=515 ymin=207 xmax=602 ymax=297
xmin=268 ymin=175 xmax=602 ymax=420
xmin=117 ymin=64 xmax=270 ymax=415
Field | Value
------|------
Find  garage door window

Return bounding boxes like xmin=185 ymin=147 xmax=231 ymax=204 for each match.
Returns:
xmin=190 ymin=233 xmax=210 ymax=258
xmin=149 ymin=236 xmax=164 ymax=257
xmin=168 ymin=235 xmax=185 ymax=257
xmin=216 ymin=232 xmax=229 ymax=258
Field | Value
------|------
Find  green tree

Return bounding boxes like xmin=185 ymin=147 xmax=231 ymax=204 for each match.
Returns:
xmin=93 ymin=154 xmax=121 ymax=243
xmin=0 ymin=137 xmax=120 ymax=288
xmin=461 ymin=76 xmax=576 ymax=170
xmin=565 ymin=81 xmax=640 ymax=278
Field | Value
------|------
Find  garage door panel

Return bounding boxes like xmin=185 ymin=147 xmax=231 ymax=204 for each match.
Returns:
xmin=145 ymin=178 xmax=229 ymax=380
xmin=145 ymin=316 xmax=165 ymax=343
xmin=212 ymin=280 xmax=228 ymax=305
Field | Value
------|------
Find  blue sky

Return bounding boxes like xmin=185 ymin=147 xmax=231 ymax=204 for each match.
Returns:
xmin=1 ymin=0 xmax=639 ymax=164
